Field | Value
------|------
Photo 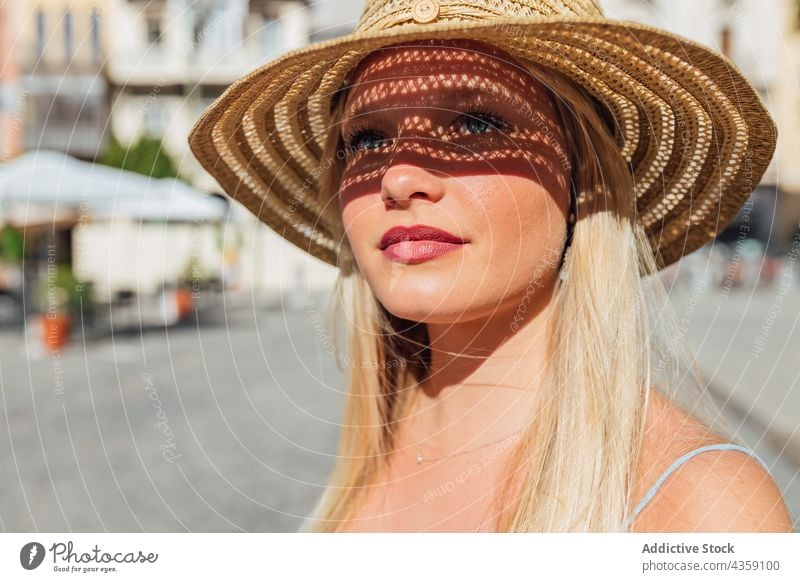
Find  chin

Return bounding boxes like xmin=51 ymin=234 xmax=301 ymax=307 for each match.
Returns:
xmin=375 ymin=270 xmax=556 ymax=325
xmin=381 ymin=301 xmax=475 ymax=325
xmin=368 ymin=279 xmax=448 ymax=319
xmin=374 ymin=284 xmax=501 ymax=326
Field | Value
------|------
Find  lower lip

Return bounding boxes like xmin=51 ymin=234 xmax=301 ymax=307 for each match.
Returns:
xmin=381 ymin=240 xmax=466 ymax=263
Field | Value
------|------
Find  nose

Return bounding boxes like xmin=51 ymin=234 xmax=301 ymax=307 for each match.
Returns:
xmin=380 ymin=160 xmax=446 ymax=208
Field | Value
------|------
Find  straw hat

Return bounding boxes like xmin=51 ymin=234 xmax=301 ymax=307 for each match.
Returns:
xmin=187 ymin=0 xmax=777 ymax=270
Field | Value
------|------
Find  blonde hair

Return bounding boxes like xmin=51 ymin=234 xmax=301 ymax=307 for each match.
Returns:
xmin=302 ymin=47 xmax=739 ymax=532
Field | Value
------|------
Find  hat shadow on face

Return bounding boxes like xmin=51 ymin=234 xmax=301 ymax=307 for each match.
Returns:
xmin=321 ymin=40 xmax=584 ymax=265
xmin=303 ymin=39 xmax=648 ymax=385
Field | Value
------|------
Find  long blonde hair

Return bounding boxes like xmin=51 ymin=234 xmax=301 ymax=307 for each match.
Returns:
xmin=302 ymin=47 xmax=738 ymax=532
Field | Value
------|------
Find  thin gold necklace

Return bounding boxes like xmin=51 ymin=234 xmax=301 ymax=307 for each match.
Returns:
xmin=412 ymin=427 xmax=526 ymax=464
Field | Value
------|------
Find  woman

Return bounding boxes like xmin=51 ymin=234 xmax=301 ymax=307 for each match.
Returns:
xmin=188 ymin=0 xmax=794 ymax=532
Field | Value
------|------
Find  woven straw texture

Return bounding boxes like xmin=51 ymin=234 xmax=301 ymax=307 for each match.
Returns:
xmin=188 ymin=0 xmax=777 ymax=269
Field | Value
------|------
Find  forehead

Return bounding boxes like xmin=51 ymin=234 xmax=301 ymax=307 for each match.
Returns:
xmin=342 ymin=40 xmax=553 ymax=117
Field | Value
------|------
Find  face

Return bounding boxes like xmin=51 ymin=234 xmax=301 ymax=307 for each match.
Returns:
xmin=336 ymin=39 xmax=572 ymax=324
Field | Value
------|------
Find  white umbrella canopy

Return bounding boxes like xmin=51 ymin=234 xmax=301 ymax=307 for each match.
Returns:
xmin=91 ymin=178 xmax=228 ymax=222
xmin=0 ymin=149 xmax=227 ymax=222
xmin=0 ymin=149 xmax=153 ymax=204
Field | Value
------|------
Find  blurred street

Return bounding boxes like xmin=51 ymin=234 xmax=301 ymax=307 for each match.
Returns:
xmin=669 ymin=278 xmax=800 ymax=531
xmin=0 ymin=278 xmax=798 ymax=532
xmin=0 ymin=292 xmax=344 ymax=532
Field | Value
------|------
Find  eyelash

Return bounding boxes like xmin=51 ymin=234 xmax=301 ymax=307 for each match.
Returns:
xmin=343 ymin=122 xmax=386 ymax=155
xmin=342 ymin=106 xmax=510 ymax=155
xmin=459 ymin=105 xmax=509 ymax=133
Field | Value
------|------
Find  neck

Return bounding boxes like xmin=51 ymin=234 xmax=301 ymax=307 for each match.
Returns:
xmin=400 ymin=282 xmax=557 ymax=450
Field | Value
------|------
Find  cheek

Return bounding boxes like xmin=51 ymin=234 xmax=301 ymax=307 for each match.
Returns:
xmin=472 ymin=174 xmax=566 ymax=261
xmin=339 ymin=196 xmax=375 ymax=252
xmin=466 ymin=174 xmax=567 ymax=301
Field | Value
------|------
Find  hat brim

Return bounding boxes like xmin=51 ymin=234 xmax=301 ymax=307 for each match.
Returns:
xmin=188 ymin=16 xmax=776 ymax=269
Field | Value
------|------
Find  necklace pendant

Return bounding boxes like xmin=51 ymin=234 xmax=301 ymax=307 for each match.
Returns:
xmin=415 ymin=452 xmax=424 ymax=464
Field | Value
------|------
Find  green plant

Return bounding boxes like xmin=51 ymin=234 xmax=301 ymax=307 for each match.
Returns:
xmin=35 ymin=264 xmax=93 ymax=316
xmin=178 ymin=255 xmax=206 ymax=289
xmin=98 ymin=133 xmax=182 ymax=179
xmin=0 ymin=225 xmax=24 ymax=262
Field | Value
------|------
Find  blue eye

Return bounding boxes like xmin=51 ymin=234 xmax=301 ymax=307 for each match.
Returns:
xmin=458 ymin=108 xmax=508 ymax=135
xmin=344 ymin=127 xmax=391 ymax=154
xmin=464 ymin=117 xmax=491 ymax=134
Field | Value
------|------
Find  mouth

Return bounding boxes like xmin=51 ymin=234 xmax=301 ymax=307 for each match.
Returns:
xmin=379 ymin=224 xmax=468 ymax=264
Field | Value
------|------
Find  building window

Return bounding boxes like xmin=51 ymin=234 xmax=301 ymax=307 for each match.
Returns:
xmin=35 ymin=10 xmax=45 ymax=58
xmin=90 ymin=8 xmax=101 ymax=65
xmin=146 ymin=15 xmax=162 ymax=45
xmin=260 ymin=19 xmax=280 ymax=57
xmin=796 ymin=0 xmax=800 ymax=30
xmin=144 ymin=103 xmax=167 ymax=136
xmin=192 ymin=20 xmax=203 ymax=45
xmin=720 ymin=26 xmax=732 ymax=57
xmin=192 ymin=10 xmax=206 ymax=46
xmin=64 ymin=11 xmax=73 ymax=61
xmin=0 ymin=85 xmax=16 ymax=113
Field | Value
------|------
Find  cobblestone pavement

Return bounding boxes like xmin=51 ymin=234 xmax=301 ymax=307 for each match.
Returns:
xmin=1 ymin=282 xmax=797 ymax=532
xmin=668 ymin=278 xmax=800 ymax=530
xmin=0 ymin=293 xmax=344 ymax=532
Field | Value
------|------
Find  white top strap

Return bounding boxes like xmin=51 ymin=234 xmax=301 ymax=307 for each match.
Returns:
xmin=624 ymin=443 xmax=770 ymax=529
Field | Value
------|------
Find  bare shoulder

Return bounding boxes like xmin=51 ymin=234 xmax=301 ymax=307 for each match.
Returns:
xmin=630 ymin=390 xmax=794 ymax=533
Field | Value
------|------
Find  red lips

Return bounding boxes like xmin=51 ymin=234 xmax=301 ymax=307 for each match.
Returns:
xmin=379 ymin=224 xmax=466 ymax=250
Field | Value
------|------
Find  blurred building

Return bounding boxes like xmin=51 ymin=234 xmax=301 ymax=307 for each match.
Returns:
xmin=105 ymin=0 xmax=309 ymax=187
xmin=772 ymin=2 xmax=800 ymax=198
xmin=7 ymin=1 xmax=797 ymax=304
xmin=0 ymin=3 xmax=23 ymax=161
xmin=603 ymin=0 xmax=800 ymax=252
xmin=309 ymin=0 xmax=363 ymax=43
xmin=104 ymin=0 xmax=328 ymax=299
xmin=601 ymin=0 xmax=775 ymax=181
xmin=13 ymin=0 xmax=109 ymax=160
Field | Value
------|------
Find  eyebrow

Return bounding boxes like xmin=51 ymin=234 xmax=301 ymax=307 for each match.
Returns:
xmin=342 ymin=84 xmax=501 ymax=124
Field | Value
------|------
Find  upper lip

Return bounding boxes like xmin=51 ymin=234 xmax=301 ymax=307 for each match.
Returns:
xmin=379 ymin=224 xmax=467 ymax=250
